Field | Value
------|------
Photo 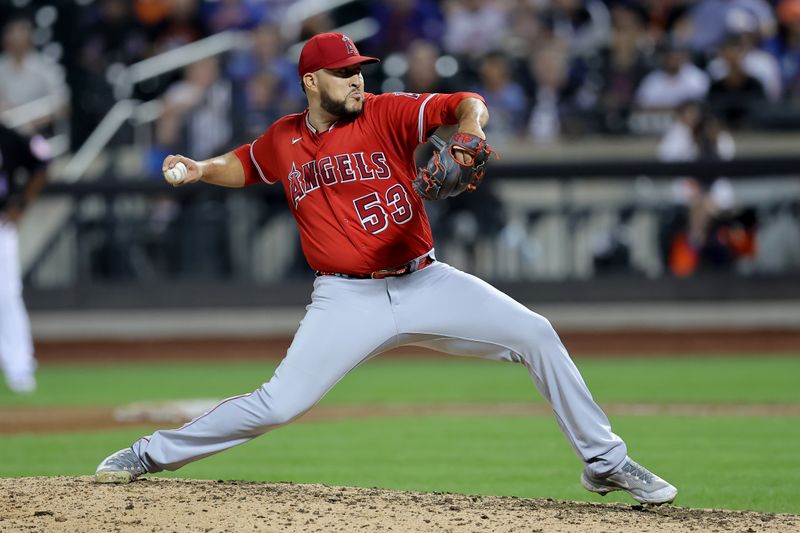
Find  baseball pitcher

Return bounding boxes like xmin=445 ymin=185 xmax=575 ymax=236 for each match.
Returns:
xmin=96 ymin=33 xmax=677 ymax=505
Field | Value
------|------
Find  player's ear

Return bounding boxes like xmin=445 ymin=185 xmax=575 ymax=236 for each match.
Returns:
xmin=303 ymin=73 xmax=317 ymax=94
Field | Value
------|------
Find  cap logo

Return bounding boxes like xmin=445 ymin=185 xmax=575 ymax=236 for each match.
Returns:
xmin=298 ymin=33 xmax=378 ymax=76
xmin=342 ymin=35 xmax=357 ymax=56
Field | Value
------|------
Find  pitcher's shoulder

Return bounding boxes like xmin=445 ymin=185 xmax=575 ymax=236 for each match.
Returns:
xmin=368 ymin=92 xmax=427 ymax=103
xmin=255 ymin=112 xmax=305 ymax=144
xmin=362 ymin=92 xmax=425 ymax=116
xmin=271 ymin=112 xmax=305 ymax=132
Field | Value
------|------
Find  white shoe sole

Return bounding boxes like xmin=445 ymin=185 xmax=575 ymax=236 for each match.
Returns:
xmin=581 ymin=471 xmax=617 ymax=495
xmin=581 ymin=472 xmax=677 ymax=505
xmin=95 ymin=471 xmax=135 ymax=484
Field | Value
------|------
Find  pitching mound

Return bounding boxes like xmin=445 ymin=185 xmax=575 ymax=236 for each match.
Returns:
xmin=2 ymin=477 xmax=798 ymax=532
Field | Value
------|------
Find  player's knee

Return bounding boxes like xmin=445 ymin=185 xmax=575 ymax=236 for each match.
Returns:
xmin=523 ymin=314 xmax=565 ymax=356
xmin=251 ymin=382 xmax=318 ymax=428
xmin=504 ymin=313 xmax=560 ymax=363
xmin=529 ymin=313 xmax=556 ymax=339
xmin=256 ymin=396 xmax=312 ymax=427
xmin=266 ymin=403 xmax=301 ymax=426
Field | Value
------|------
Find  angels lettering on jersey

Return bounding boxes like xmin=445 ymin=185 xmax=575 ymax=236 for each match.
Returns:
xmin=287 ymin=151 xmax=390 ymax=209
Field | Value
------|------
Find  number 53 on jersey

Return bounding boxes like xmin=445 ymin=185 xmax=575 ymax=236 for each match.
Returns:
xmin=353 ymin=184 xmax=413 ymax=234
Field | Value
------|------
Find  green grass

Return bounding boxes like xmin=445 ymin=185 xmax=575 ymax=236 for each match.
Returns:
xmin=1 ymin=355 xmax=799 ymax=407
xmin=1 ymin=355 xmax=799 ymax=513
xmin=2 ymin=415 xmax=798 ymax=513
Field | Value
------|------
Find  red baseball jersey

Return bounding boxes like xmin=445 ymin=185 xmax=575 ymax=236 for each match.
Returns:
xmin=233 ymin=91 xmax=484 ymax=275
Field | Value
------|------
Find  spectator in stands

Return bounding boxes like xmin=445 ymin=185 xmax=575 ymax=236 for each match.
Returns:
xmin=254 ymin=0 xmax=293 ymax=26
xmin=707 ymin=8 xmax=782 ymax=101
xmin=687 ymin=0 xmax=776 ymax=53
xmin=128 ymin=0 xmax=210 ymax=105
xmin=79 ymin=0 xmax=148 ymax=68
xmin=0 ymin=16 xmax=68 ymax=134
xmin=71 ymin=0 xmax=148 ymax=148
xmin=473 ymin=51 xmax=527 ymax=142
xmin=148 ymin=0 xmax=209 ymax=54
xmin=634 ymin=41 xmax=709 ymax=111
xmin=153 ymin=57 xmax=234 ymax=277
xmin=768 ymin=0 xmax=800 ymax=99
xmin=227 ymin=23 xmax=302 ymax=139
xmin=133 ymin=0 xmax=171 ymax=30
xmin=591 ymin=1 xmax=653 ymax=133
xmin=657 ymin=101 xmax=748 ymax=277
xmin=528 ymin=45 xmax=575 ymax=143
xmin=505 ymin=1 xmax=543 ymax=55
xmin=298 ymin=12 xmax=334 ymax=42
xmin=156 ymin=57 xmax=232 ymax=162
xmin=239 ymin=70 xmax=298 ymax=140
xmin=645 ymin=1 xmax=694 ymax=46
xmin=402 ymin=40 xmax=453 ymax=94
xmin=708 ymin=35 xmax=768 ymax=128
xmin=200 ymin=0 xmax=265 ymax=33
xmin=367 ymin=0 xmax=444 ymax=57
xmin=442 ymin=0 xmax=508 ymax=58
xmin=658 ymin=102 xmax=736 ymax=162
xmin=540 ymin=0 xmax=612 ymax=59
xmin=227 ymin=23 xmax=297 ymax=92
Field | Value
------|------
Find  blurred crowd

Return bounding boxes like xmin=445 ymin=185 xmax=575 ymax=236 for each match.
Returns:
xmin=3 ymin=0 xmax=800 ymax=149
xmin=1 ymin=0 xmax=799 ymax=280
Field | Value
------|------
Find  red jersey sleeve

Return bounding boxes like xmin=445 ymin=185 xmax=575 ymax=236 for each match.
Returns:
xmin=232 ymin=130 xmax=279 ymax=186
xmin=368 ymin=91 xmax=486 ymax=153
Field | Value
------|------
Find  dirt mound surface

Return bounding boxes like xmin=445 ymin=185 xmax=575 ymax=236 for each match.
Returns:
xmin=1 ymin=477 xmax=798 ymax=532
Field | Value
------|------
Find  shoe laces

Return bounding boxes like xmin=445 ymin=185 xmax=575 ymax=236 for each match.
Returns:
xmin=619 ymin=459 xmax=655 ymax=485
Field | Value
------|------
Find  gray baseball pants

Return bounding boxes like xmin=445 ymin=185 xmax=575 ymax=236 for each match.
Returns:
xmin=133 ymin=261 xmax=627 ymax=477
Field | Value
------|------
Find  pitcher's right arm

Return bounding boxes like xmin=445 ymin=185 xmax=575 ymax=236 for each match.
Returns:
xmin=162 ymin=152 xmax=246 ymax=188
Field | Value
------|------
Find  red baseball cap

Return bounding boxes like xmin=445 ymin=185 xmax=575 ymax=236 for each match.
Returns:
xmin=297 ymin=32 xmax=379 ymax=77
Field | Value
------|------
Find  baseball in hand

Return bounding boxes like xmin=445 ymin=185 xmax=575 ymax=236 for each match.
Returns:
xmin=164 ymin=161 xmax=188 ymax=184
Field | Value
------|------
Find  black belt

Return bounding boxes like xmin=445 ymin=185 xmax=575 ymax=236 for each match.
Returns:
xmin=316 ymin=255 xmax=435 ymax=280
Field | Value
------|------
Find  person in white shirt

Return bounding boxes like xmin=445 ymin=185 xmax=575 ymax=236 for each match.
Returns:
xmin=0 ymin=16 xmax=68 ymax=133
xmin=635 ymin=43 xmax=710 ymax=110
xmin=442 ymin=0 xmax=508 ymax=58
xmin=657 ymin=101 xmax=738 ymax=276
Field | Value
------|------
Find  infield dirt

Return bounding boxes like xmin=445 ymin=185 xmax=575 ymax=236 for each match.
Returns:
xmin=1 ymin=477 xmax=798 ymax=533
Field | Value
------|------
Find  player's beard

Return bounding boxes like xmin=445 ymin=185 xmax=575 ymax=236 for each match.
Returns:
xmin=320 ymin=90 xmax=363 ymax=122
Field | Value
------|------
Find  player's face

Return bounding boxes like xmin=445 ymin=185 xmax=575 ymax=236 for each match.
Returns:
xmin=316 ymin=65 xmax=365 ymax=120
